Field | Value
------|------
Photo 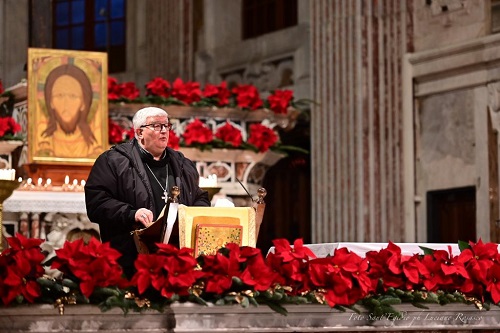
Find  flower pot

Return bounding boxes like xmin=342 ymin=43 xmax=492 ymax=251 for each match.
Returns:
xmin=180 ymin=147 xmax=284 ymax=197
xmin=0 ymin=140 xmax=23 ymax=155
xmin=109 ymin=104 xmax=299 ymax=130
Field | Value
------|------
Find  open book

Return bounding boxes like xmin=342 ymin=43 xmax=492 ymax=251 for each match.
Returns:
xmin=131 ymin=187 xmax=180 ymax=254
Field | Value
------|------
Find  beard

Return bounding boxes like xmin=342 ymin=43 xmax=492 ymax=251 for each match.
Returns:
xmin=55 ymin=110 xmax=81 ymax=134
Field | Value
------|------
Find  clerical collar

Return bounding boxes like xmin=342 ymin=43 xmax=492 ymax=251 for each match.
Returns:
xmin=137 ymin=142 xmax=168 ymax=166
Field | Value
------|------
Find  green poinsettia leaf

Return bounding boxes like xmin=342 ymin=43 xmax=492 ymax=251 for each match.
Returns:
xmin=458 ymin=240 xmax=470 ymax=252
xmin=419 ymin=246 xmax=435 ymax=255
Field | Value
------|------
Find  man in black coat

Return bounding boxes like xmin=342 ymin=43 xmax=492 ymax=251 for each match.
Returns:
xmin=85 ymin=106 xmax=210 ymax=277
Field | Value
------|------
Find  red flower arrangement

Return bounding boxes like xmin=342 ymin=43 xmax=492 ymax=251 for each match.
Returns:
xmin=108 ymin=77 xmax=140 ymax=101
xmin=167 ymin=129 xmax=180 ymax=150
xmin=215 ymin=121 xmax=243 ymax=148
xmin=132 ymin=244 xmax=204 ymax=298
xmin=182 ymin=118 xmax=214 ymax=146
xmin=107 ymin=115 xmax=285 ymax=153
xmin=108 ymin=118 xmax=135 ymax=144
xmin=0 ymin=234 xmax=44 ymax=305
xmin=179 ymin=118 xmax=280 ymax=153
xmin=231 ymin=84 xmax=263 ymax=110
xmin=268 ymin=90 xmax=293 ymax=115
xmin=171 ymin=78 xmax=202 ymax=105
xmin=0 ymin=116 xmax=22 ymax=140
xmin=107 ymin=77 xmax=309 ymax=154
xmin=50 ymin=237 xmax=129 ymax=298
xmin=247 ymin=123 xmax=278 ymax=152
xmin=108 ymin=76 xmax=303 ymax=115
xmin=203 ymin=82 xmax=231 ymax=107
xmin=2 ymin=233 xmax=500 ymax=316
xmin=146 ymin=77 xmax=171 ymax=98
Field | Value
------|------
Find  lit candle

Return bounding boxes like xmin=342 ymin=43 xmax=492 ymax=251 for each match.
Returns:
xmin=18 ymin=177 xmax=22 ymax=183
xmin=199 ymin=174 xmax=218 ymax=187
xmin=80 ymin=179 xmax=86 ymax=187
xmin=46 ymin=178 xmax=52 ymax=186
xmin=0 ymin=169 xmax=15 ymax=180
xmin=73 ymin=179 xmax=78 ymax=186
xmin=27 ymin=178 xmax=32 ymax=185
xmin=38 ymin=178 xmax=43 ymax=186
xmin=64 ymin=175 xmax=69 ymax=185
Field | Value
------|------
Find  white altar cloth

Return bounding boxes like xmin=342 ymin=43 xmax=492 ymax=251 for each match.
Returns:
xmin=268 ymin=242 xmax=480 ymax=258
xmin=3 ymin=190 xmax=87 ymax=214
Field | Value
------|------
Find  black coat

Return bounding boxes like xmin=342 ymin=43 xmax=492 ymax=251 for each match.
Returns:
xmin=85 ymin=139 xmax=210 ymax=274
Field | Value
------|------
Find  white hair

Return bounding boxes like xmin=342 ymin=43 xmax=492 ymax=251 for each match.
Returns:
xmin=132 ymin=107 xmax=169 ymax=139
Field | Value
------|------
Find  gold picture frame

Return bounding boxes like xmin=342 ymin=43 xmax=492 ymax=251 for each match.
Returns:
xmin=27 ymin=48 xmax=108 ymax=165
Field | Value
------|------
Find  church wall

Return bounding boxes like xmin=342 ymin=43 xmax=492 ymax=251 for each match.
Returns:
xmin=406 ymin=1 xmax=500 ymax=243
xmin=413 ymin=0 xmax=489 ymax=52
xmin=195 ymin=0 xmax=311 ymax=100
xmin=0 ymin=0 xmax=28 ymax=87
xmin=407 ymin=32 xmax=500 ymax=242
xmin=310 ymin=0 xmax=410 ymax=243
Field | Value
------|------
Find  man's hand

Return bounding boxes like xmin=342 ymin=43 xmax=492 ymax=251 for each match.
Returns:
xmin=135 ymin=209 xmax=153 ymax=227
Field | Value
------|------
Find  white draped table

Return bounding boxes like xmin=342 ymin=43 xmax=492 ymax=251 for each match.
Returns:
xmin=3 ymin=190 xmax=86 ymax=214
xmin=1 ymin=190 xmax=90 ymax=241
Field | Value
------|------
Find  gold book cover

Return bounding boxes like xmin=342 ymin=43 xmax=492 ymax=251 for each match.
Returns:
xmin=194 ymin=224 xmax=243 ymax=257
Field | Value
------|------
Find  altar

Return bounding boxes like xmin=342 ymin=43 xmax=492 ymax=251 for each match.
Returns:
xmin=4 ymin=190 xmax=86 ymax=214
xmin=1 ymin=189 xmax=94 ymax=243
xmin=0 ymin=302 xmax=499 ymax=332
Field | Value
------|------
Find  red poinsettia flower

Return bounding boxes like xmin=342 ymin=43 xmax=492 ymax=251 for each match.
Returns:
xmin=201 ymin=249 xmax=242 ymax=294
xmin=331 ymin=248 xmax=372 ymax=296
xmin=215 ymin=121 xmax=243 ymax=147
xmin=146 ymin=77 xmax=171 ymax=97
xmin=267 ymin=90 xmax=293 ymax=115
xmin=167 ymin=129 xmax=180 ymax=149
xmin=265 ymin=238 xmax=315 ymax=294
xmin=486 ymin=262 xmax=500 ymax=304
xmin=366 ymin=242 xmax=405 ymax=290
xmin=118 ymin=81 xmax=140 ymax=100
xmin=107 ymin=77 xmax=120 ymax=100
xmin=308 ymin=256 xmax=353 ymax=307
xmin=108 ymin=118 xmax=125 ymax=144
xmin=239 ymin=253 xmax=278 ymax=291
xmin=247 ymin=123 xmax=278 ymax=152
xmin=214 ymin=243 xmax=278 ymax=291
xmin=203 ymin=81 xmax=231 ymax=106
xmin=0 ymin=233 xmax=45 ymax=305
xmin=182 ymin=118 xmax=213 ymax=145
xmin=401 ymin=254 xmax=429 ymax=290
xmin=51 ymin=238 xmax=128 ymax=298
xmin=232 ymin=84 xmax=263 ymax=110
xmin=132 ymin=244 xmax=203 ymax=298
xmin=419 ymin=250 xmax=454 ymax=292
xmin=133 ymin=253 xmax=165 ymax=294
xmin=0 ymin=116 xmax=21 ymax=138
xmin=463 ymin=239 xmax=498 ymax=285
xmin=171 ymin=78 xmax=202 ymax=105
xmin=272 ymin=238 xmax=316 ymax=263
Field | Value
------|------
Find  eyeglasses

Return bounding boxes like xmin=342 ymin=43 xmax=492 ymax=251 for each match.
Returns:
xmin=140 ymin=123 xmax=173 ymax=132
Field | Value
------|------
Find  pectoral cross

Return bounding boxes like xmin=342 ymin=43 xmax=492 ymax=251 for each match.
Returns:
xmin=162 ymin=190 xmax=168 ymax=203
